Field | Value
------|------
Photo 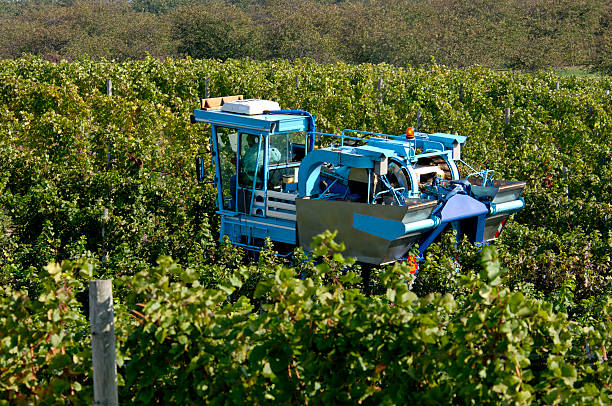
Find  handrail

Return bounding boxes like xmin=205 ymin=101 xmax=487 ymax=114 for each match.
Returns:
xmin=341 ymin=129 xmax=393 ymax=139
xmin=314 ymin=132 xmax=366 ymax=147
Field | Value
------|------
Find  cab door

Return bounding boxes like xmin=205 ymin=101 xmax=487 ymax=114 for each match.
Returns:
xmin=211 ymin=126 xmax=239 ymax=213
xmin=236 ymin=131 xmax=266 ymax=215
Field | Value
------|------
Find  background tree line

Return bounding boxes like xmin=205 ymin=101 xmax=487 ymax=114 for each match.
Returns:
xmin=0 ymin=0 xmax=610 ymax=73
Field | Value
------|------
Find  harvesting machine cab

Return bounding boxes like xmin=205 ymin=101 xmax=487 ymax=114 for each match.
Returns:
xmin=192 ymin=97 xmax=525 ymax=267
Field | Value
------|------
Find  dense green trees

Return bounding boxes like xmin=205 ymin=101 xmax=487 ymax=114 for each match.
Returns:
xmin=0 ymin=0 xmax=611 ymax=72
xmin=592 ymin=5 xmax=612 ymax=75
xmin=0 ymin=1 xmax=172 ymax=61
xmin=171 ymin=2 xmax=263 ymax=60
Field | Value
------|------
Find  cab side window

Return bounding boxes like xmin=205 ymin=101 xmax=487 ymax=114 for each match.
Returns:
xmin=268 ymin=131 xmax=306 ymax=191
xmin=238 ymin=133 xmax=265 ymax=189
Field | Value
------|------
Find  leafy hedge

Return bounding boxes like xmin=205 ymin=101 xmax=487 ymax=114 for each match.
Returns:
xmin=0 ymin=57 xmax=611 ymax=403
xmin=1 ymin=56 xmax=610 ymax=297
xmin=2 ymin=236 xmax=611 ymax=404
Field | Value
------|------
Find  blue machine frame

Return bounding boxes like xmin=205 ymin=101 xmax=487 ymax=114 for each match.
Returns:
xmin=192 ymin=104 xmax=525 ymax=267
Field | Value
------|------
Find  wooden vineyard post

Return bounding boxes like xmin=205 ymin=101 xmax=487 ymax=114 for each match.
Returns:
xmin=376 ymin=78 xmax=383 ymax=116
xmin=90 ymin=280 xmax=119 ymax=406
xmin=102 ymin=79 xmax=112 ymax=262
xmin=105 ymin=79 xmax=112 ymax=170
xmin=504 ymin=107 xmax=511 ymax=126
xmin=295 ymin=74 xmax=300 ymax=109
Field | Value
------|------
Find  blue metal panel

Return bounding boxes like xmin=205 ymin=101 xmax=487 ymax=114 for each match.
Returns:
xmin=440 ymin=194 xmax=489 ymax=222
xmin=367 ymin=139 xmax=413 ymax=158
xmin=221 ymin=215 xmax=297 ymax=245
xmin=193 ymin=109 xmax=309 ymax=133
xmin=415 ymin=150 xmax=453 ymax=160
xmin=353 ymin=145 xmax=394 ymax=158
xmin=427 ymin=133 xmax=467 ymax=147
xmin=276 ymin=117 xmax=311 ymax=133
xmin=353 ymin=214 xmax=437 ymax=241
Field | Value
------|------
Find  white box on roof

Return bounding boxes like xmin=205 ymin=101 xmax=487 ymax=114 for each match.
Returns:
xmin=221 ymin=99 xmax=281 ymax=115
